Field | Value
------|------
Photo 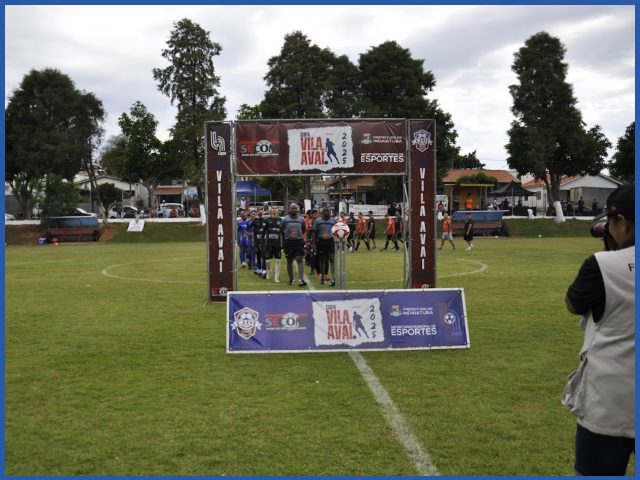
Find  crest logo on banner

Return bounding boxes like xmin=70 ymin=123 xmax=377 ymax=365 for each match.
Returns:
xmin=210 ymin=131 xmax=227 ymax=156
xmin=438 ymin=302 xmax=458 ymax=329
xmin=312 ymin=298 xmax=383 ymax=346
xmin=287 ymin=126 xmax=354 ymax=171
xmin=232 ymin=307 xmax=262 ymax=340
xmin=411 ymin=129 xmax=433 ymax=152
xmin=390 ymin=305 xmax=402 ymax=317
xmin=361 ymin=133 xmax=372 ymax=144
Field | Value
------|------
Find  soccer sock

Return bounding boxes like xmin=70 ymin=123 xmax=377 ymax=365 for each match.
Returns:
xmin=394 ymin=241 xmax=399 ymax=249
xmin=275 ymin=259 xmax=280 ymax=279
xmin=287 ymin=262 xmax=294 ymax=281
xmin=239 ymin=252 xmax=245 ymax=264
xmin=266 ymin=259 xmax=271 ymax=274
xmin=330 ymin=261 xmax=336 ymax=280
xmin=384 ymin=241 xmax=389 ymax=249
xmin=355 ymin=241 xmax=360 ymax=251
xmin=297 ymin=261 xmax=304 ymax=280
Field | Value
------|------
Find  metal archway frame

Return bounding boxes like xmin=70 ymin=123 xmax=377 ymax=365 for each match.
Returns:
xmin=204 ymin=119 xmax=436 ymax=302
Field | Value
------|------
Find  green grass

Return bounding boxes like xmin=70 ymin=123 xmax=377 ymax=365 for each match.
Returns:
xmin=4 ymin=229 xmax=634 ymax=475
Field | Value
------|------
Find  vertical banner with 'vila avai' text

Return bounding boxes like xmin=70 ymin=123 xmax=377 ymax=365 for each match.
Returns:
xmin=206 ymin=122 xmax=234 ymax=302
xmin=409 ymin=120 xmax=436 ymax=288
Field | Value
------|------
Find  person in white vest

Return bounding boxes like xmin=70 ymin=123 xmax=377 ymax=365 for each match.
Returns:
xmin=563 ymin=183 xmax=635 ymax=476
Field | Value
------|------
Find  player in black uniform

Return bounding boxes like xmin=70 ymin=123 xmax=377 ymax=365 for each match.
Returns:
xmin=367 ymin=211 xmax=377 ymax=249
xmin=262 ymin=205 xmax=282 ymax=283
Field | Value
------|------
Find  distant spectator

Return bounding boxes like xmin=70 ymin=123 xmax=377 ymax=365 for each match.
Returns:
xmin=592 ymin=198 xmax=599 ymax=214
xmin=577 ymin=196 xmax=585 ymax=215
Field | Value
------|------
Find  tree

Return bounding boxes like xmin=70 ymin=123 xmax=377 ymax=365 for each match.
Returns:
xmin=236 ymin=103 xmax=263 ymax=120
xmin=609 ymin=121 xmax=635 ymax=182
xmin=323 ymin=54 xmax=360 ymax=118
xmin=357 ymin=40 xmax=460 ymax=183
xmin=35 ymin=174 xmax=84 ymax=219
xmin=505 ymin=32 xmax=611 ymax=216
xmin=453 ymin=150 xmax=486 ymax=170
xmin=262 ymin=31 xmax=330 ymax=119
xmin=153 ymin=18 xmax=227 ymax=194
xmin=118 ymin=101 xmax=181 ymax=215
xmin=455 ymin=172 xmax=498 ymax=189
xmin=5 ymin=68 xmax=106 ymax=218
xmin=96 ymin=183 xmax=123 ymax=213
xmin=99 ymin=135 xmax=129 ymax=179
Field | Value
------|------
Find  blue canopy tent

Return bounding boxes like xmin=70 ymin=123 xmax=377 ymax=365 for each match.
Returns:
xmin=236 ymin=181 xmax=271 ymax=209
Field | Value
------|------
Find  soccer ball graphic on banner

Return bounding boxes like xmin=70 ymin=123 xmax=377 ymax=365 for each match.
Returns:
xmin=331 ymin=222 xmax=350 ymax=240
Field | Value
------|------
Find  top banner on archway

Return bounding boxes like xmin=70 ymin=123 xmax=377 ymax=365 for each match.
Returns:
xmin=235 ymin=119 xmax=407 ymax=176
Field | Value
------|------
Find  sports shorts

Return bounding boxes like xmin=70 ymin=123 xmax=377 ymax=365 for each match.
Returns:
xmin=575 ymin=423 xmax=635 ymax=476
xmin=442 ymin=232 xmax=453 ymax=241
xmin=315 ymin=238 xmax=335 ymax=255
xmin=367 ymin=229 xmax=376 ymax=240
xmin=263 ymin=244 xmax=282 ymax=260
xmin=463 ymin=232 xmax=474 ymax=242
xmin=283 ymin=239 xmax=305 ymax=259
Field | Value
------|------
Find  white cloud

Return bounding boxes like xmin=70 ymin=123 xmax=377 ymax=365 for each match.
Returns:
xmin=5 ymin=5 xmax=634 ymax=170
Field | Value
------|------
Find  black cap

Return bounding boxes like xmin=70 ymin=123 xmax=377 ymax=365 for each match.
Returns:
xmin=594 ymin=183 xmax=634 ymax=220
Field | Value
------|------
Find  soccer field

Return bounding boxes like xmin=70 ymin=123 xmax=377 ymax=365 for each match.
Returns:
xmin=4 ymin=236 xmax=634 ymax=475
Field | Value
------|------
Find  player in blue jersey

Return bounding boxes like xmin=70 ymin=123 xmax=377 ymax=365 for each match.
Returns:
xmin=237 ymin=211 xmax=250 ymax=268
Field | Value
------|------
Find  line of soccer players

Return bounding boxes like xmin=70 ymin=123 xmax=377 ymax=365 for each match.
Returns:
xmin=238 ymin=206 xmax=406 ymax=287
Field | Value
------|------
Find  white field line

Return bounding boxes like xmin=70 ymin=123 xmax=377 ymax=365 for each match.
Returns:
xmin=349 ymin=351 xmax=440 ymax=476
xmin=103 ymin=258 xmax=486 ymax=286
xmin=303 ymin=274 xmax=439 ymax=476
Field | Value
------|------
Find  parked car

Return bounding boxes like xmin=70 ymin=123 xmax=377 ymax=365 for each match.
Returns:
xmin=162 ymin=203 xmax=185 ymax=218
xmin=62 ymin=207 xmax=98 ymax=218
xmin=108 ymin=205 xmax=139 ymax=219
xmin=5 ymin=213 xmax=15 ymax=222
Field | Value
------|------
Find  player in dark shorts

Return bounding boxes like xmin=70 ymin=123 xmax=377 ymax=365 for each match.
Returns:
xmin=313 ymin=208 xmax=337 ymax=286
xmin=262 ymin=204 xmax=282 ymax=283
xmin=394 ymin=210 xmax=403 ymax=246
xmin=347 ymin=211 xmax=357 ymax=252
xmin=366 ymin=210 xmax=377 ymax=249
xmin=280 ymin=203 xmax=307 ymax=287
xmin=464 ymin=212 xmax=474 ymax=250
xmin=381 ymin=213 xmax=400 ymax=251
xmin=355 ymin=211 xmax=370 ymax=251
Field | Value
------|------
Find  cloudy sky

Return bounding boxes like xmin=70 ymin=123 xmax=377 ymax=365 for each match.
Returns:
xmin=5 ymin=5 xmax=635 ymax=171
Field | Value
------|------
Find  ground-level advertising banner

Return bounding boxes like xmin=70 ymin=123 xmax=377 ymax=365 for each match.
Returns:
xmin=227 ymin=289 xmax=469 ymax=353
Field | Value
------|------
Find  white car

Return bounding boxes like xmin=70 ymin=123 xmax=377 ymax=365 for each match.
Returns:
xmin=62 ymin=207 xmax=98 ymax=218
xmin=108 ymin=205 xmax=139 ymax=219
xmin=161 ymin=203 xmax=185 ymax=218
xmin=5 ymin=213 xmax=15 ymax=222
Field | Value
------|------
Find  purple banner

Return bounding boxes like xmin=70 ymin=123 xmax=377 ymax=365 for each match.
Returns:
xmin=227 ymin=289 xmax=469 ymax=353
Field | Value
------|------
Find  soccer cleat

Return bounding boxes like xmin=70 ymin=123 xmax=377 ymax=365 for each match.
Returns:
xmin=381 ymin=248 xmax=387 ymax=251
xmin=437 ymin=248 xmax=442 ymax=251
xmin=241 ymin=263 xmax=246 ymax=268
xmin=317 ymin=274 xmax=322 ymax=279
xmin=262 ymin=273 xmax=267 ymax=279
xmin=298 ymin=279 xmax=307 ymax=287
xmin=372 ymin=247 xmax=377 ymax=250
xmin=274 ymin=277 xmax=280 ymax=283
xmin=329 ymin=280 xmax=336 ymax=287
xmin=254 ymin=270 xmax=260 ymax=275
xmin=320 ymin=279 xmax=325 ymax=285
xmin=288 ymin=280 xmax=294 ymax=286
xmin=394 ymin=248 xmax=400 ymax=252
xmin=465 ymin=246 xmax=472 ymax=250
xmin=310 ymin=269 xmax=316 ymax=275
xmin=324 ymin=275 xmax=330 ymax=281
xmin=452 ymin=248 xmax=457 ymax=252
xmin=470 ymin=244 xmax=474 ymax=249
